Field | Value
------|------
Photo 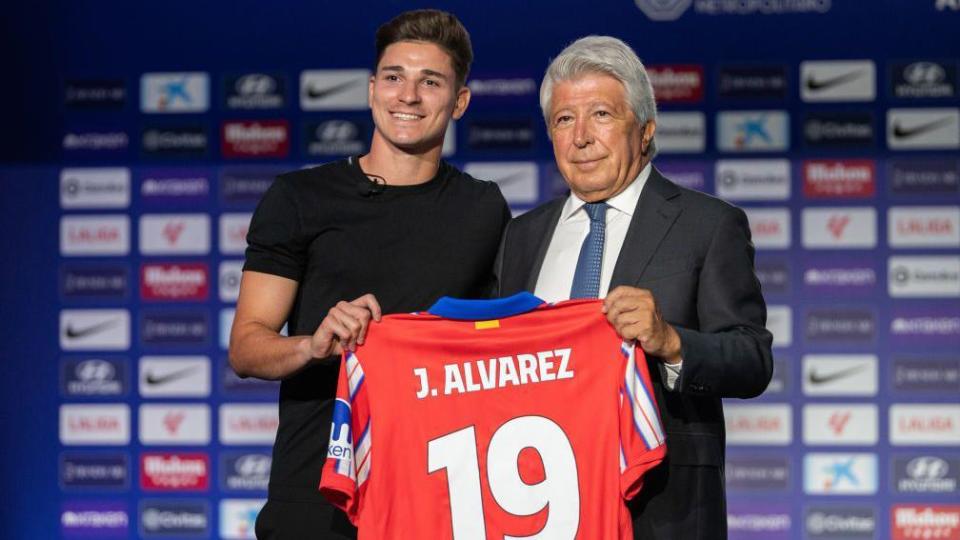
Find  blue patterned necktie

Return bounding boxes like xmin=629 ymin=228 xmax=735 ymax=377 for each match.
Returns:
xmin=570 ymin=202 xmax=608 ymax=299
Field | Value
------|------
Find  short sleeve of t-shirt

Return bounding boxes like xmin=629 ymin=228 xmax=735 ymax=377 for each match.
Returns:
xmin=243 ymin=177 xmax=307 ymax=282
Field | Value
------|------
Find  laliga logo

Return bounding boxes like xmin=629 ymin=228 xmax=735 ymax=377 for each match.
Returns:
xmin=328 ymin=399 xmax=353 ymax=460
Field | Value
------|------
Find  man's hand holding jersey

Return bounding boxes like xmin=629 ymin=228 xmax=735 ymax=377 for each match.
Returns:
xmin=603 ymin=286 xmax=683 ymax=365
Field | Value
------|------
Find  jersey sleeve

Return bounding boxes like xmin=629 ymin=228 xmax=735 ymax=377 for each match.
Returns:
xmin=617 ymin=340 xmax=667 ymax=500
xmin=319 ymin=352 xmax=373 ymax=524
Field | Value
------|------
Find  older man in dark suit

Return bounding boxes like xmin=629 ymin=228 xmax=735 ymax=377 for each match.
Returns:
xmin=495 ymin=36 xmax=773 ymax=539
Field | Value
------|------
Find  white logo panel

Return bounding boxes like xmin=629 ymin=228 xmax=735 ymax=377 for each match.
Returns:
xmin=717 ymin=110 xmax=790 ymax=152
xmin=725 ymin=404 xmax=792 ymax=445
xmin=744 ymin=208 xmax=791 ymax=249
xmin=888 ymin=206 xmax=960 ymax=248
xmin=800 ymin=60 xmax=876 ymax=102
xmin=463 ymin=162 xmax=539 ymax=205
xmin=890 ymin=404 xmax=960 ymax=446
xmin=887 ymin=108 xmax=960 ymax=150
xmin=139 ymin=214 xmax=210 ymax=255
xmin=139 ymin=404 xmax=211 ymax=445
xmin=141 ymin=72 xmax=210 ymax=113
xmin=219 ymin=261 xmax=244 ymax=302
xmin=715 ymin=159 xmax=791 ymax=201
xmin=219 ymin=499 xmax=266 ymax=539
xmin=299 ymin=70 xmax=370 ymax=110
xmin=803 ymin=404 xmax=878 ymax=445
xmin=60 ymin=215 xmax=130 ymax=256
xmin=60 ymin=168 xmax=130 ymax=208
xmin=219 ymin=213 xmax=252 ymax=255
xmin=60 ymin=309 xmax=130 ymax=350
xmin=654 ymin=111 xmax=705 ymax=153
xmin=766 ymin=305 xmax=793 ymax=348
xmin=802 ymin=207 xmax=877 ymax=248
xmin=139 ymin=356 xmax=211 ymax=398
xmin=802 ymin=355 xmax=878 ymax=396
xmin=804 ymin=453 xmax=878 ymax=495
xmin=220 ymin=404 xmax=280 ymax=445
xmin=59 ymin=404 xmax=130 ymax=445
xmin=889 ymin=256 xmax=960 ymax=298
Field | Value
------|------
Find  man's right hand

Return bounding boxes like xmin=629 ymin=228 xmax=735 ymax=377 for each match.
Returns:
xmin=306 ymin=294 xmax=383 ymax=358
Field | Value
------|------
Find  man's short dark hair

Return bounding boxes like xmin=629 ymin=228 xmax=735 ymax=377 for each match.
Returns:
xmin=375 ymin=9 xmax=473 ymax=87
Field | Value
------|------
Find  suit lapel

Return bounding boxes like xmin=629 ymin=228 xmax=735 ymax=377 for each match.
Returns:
xmin=523 ymin=199 xmax=565 ymax=292
xmin=610 ymin=167 xmax=683 ymax=288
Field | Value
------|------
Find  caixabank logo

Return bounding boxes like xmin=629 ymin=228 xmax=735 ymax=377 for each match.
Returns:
xmin=803 ymin=453 xmax=878 ymax=495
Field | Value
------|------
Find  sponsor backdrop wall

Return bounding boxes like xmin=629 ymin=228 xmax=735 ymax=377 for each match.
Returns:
xmin=2 ymin=1 xmax=959 ymax=539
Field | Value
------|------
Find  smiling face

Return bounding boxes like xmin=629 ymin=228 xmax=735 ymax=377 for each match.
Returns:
xmin=368 ymin=40 xmax=470 ymax=156
xmin=548 ymin=73 xmax=655 ymax=202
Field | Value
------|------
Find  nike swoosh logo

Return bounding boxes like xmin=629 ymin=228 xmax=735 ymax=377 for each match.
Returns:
xmin=892 ymin=117 xmax=955 ymax=139
xmin=805 ymin=70 xmax=864 ymax=91
xmin=808 ymin=364 xmax=867 ymax=385
xmin=144 ymin=366 xmax=199 ymax=386
xmin=65 ymin=319 xmax=119 ymax=339
xmin=304 ymin=79 xmax=364 ymax=100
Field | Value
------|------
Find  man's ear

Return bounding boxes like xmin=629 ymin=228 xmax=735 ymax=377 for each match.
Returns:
xmin=451 ymin=85 xmax=471 ymax=120
xmin=642 ymin=120 xmax=656 ymax=154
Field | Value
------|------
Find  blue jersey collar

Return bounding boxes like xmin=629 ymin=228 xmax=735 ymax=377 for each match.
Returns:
xmin=427 ymin=292 xmax=545 ymax=320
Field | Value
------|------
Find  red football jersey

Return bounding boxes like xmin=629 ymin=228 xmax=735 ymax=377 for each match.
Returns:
xmin=320 ymin=297 xmax=666 ymax=539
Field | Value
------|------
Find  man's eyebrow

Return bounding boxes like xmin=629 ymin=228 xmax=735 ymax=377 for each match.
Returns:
xmin=378 ymin=65 xmax=449 ymax=80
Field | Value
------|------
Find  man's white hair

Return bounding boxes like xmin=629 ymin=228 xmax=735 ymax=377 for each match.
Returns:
xmin=540 ymin=35 xmax=658 ymax=157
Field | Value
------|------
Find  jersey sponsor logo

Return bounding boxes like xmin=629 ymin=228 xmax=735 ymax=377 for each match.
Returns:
xmin=60 ymin=404 xmax=131 ymax=445
xmin=219 ymin=213 xmax=252 ymax=255
xmin=141 ymin=72 xmax=209 ymax=113
xmin=803 ymin=404 xmax=878 ymax=445
xmin=218 ymin=261 xmax=243 ymax=302
xmin=803 ymin=355 xmax=878 ymax=396
xmin=65 ymin=80 xmax=126 ymax=109
xmin=463 ymin=162 xmax=539 ymax=206
xmin=888 ymin=108 xmax=960 ymax=150
xmin=725 ymin=454 xmax=790 ymax=491
xmin=802 ymin=207 xmax=877 ymax=248
xmin=140 ymin=453 xmax=210 ymax=491
xmin=744 ymin=208 xmax=791 ymax=249
xmin=803 ymin=159 xmax=876 ymax=198
xmin=726 ymin=502 xmax=791 ymax=538
xmin=803 ymin=111 xmax=875 ymax=148
xmin=303 ymin=119 xmax=369 ymax=156
xmin=891 ymin=61 xmax=957 ymax=99
xmin=139 ymin=404 xmax=210 ymax=445
xmin=224 ymin=72 xmax=286 ymax=110
xmin=139 ymin=499 xmax=210 ymax=537
xmin=764 ymin=305 xmax=792 ymax=348
xmin=139 ymin=168 xmax=211 ymax=206
xmin=60 ymin=453 xmax=129 ymax=489
xmin=889 ymin=256 xmax=960 ymax=298
xmin=221 ymin=120 xmax=289 ymax=158
xmin=139 ymin=356 xmax=210 ymax=398
xmin=61 ymin=357 xmax=128 ymax=397
xmin=804 ymin=453 xmax=878 ymax=495
xmin=716 ymin=110 xmax=789 ymax=152
xmin=889 ymin=206 xmax=960 ymax=248
xmin=61 ymin=501 xmax=129 ymax=539
xmin=219 ymin=404 xmax=280 ymax=445
xmin=60 ymin=264 xmax=129 ymax=300
xmin=219 ymin=499 xmax=265 ymax=540
xmin=140 ymin=310 xmax=209 ymax=347
xmin=60 ymin=309 xmax=131 ymax=351
xmin=890 ymin=404 xmax=960 ymax=446
xmin=717 ymin=65 xmax=788 ymax=100
xmin=60 ymin=215 xmax=130 ymax=256
xmin=889 ymin=159 xmax=960 ymax=195
xmin=725 ymin=404 xmax=792 ymax=445
xmin=715 ymin=159 xmax=790 ymax=200
xmin=300 ymin=70 xmax=369 ymax=110
xmin=654 ymin=111 xmax=705 ymax=153
xmin=646 ymin=65 xmax=704 ymax=103
xmin=892 ymin=505 xmax=960 ymax=540
xmin=141 ymin=262 xmax=209 ymax=301
xmin=139 ymin=214 xmax=210 ymax=255
xmin=804 ymin=308 xmax=876 ymax=343
xmin=893 ymin=356 xmax=960 ymax=393
xmin=804 ymin=506 xmax=876 ymax=539
xmin=801 ymin=60 xmax=876 ymax=102
xmin=893 ymin=455 xmax=960 ymax=494
xmin=466 ymin=119 xmax=535 ymax=150
xmin=220 ymin=452 xmax=271 ymax=492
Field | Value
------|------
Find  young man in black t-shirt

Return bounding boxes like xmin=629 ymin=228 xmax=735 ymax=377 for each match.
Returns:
xmin=228 ymin=10 xmax=510 ymax=539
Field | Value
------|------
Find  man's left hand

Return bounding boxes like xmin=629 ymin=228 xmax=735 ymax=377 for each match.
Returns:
xmin=603 ymin=286 xmax=683 ymax=364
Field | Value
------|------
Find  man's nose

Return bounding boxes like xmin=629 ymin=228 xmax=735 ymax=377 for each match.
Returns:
xmin=399 ymin=79 xmax=421 ymax=104
xmin=573 ymin=118 xmax=593 ymax=148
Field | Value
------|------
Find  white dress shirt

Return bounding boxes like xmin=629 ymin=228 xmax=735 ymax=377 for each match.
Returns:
xmin=534 ymin=163 xmax=682 ymax=388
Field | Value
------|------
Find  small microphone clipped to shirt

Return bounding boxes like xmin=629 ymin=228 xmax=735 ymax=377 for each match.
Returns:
xmin=359 ymin=174 xmax=387 ymax=197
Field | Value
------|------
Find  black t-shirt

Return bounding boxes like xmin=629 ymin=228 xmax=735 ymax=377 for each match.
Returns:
xmin=243 ymin=156 xmax=510 ymax=501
